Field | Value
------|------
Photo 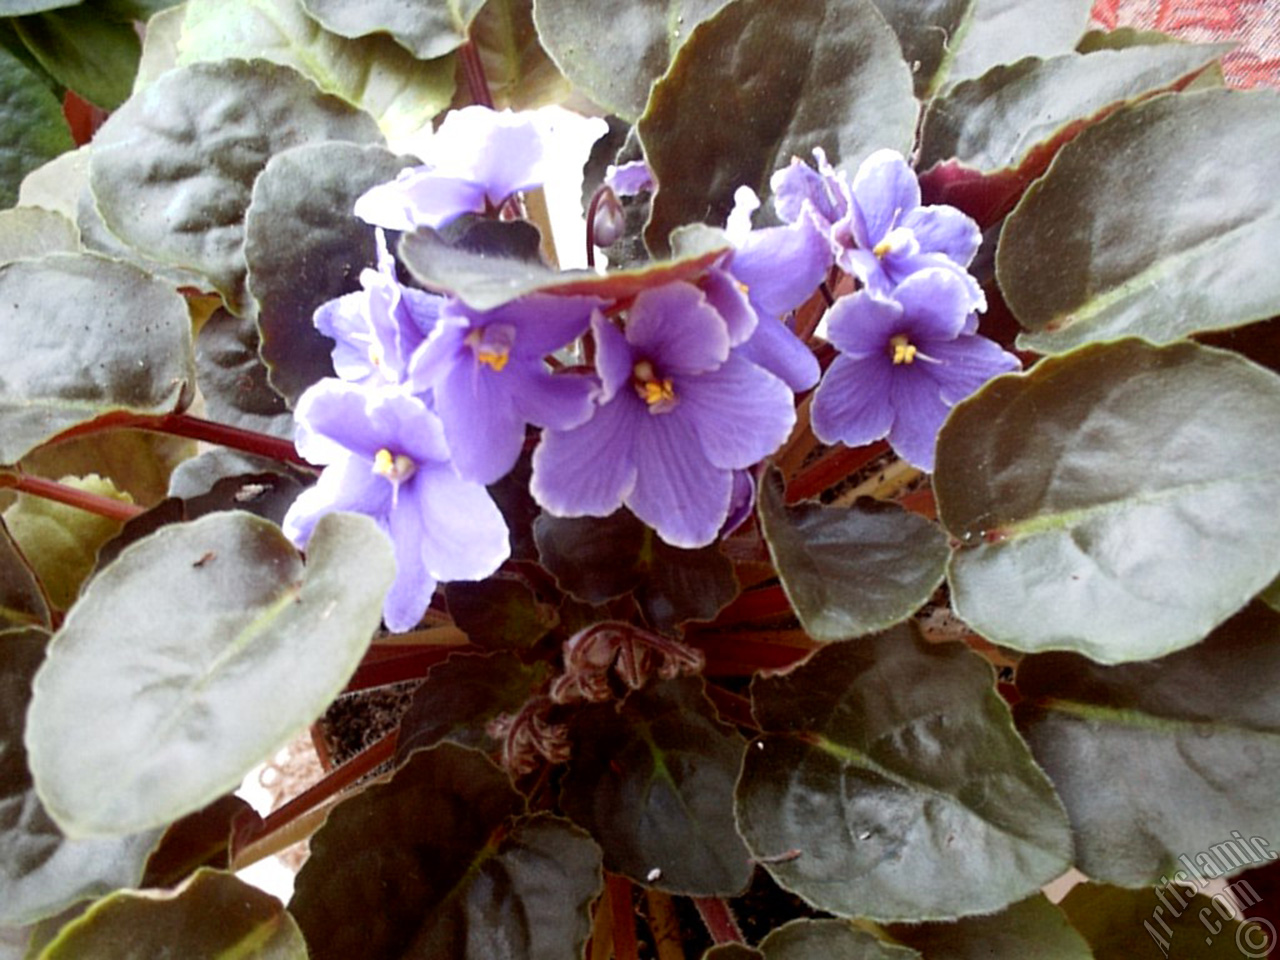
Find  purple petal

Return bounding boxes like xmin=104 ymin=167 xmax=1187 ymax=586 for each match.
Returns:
xmin=353 ymin=167 xmax=490 ymax=231
xmin=920 ymin=335 xmax=1021 ymax=406
xmin=770 ymin=149 xmax=848 ymax=229
xmin=824 ymin=290 xmax=904 ymax=359
xmin=459 ymin=294 xmax=599 ymax=359
xmin=721 ymin=469 xmax=757 ymax=537
xmin=383 ymin=489 xmax=437 ymax=632
xmin=625 ymin=283 xmax=730 ymax=376
xmin=850 ymin=149 xmax=921 ymax=250
xmin=628 ymin=412 xmax=734 ymax=548
xmin=430 ymin=106 xmax=547 ymax=204
xmin=886 ymin=364 xmax=951 ymax=471
xmin=735 ymin=314 xmax=820 ymax=392
xmin=678 ymin=354 xmax=796 ymax=470
xmin=511 ymin=366 xmax=597 ymax=431
xmin=434 ymin=358 xmax=525 ymax=484
xmin=605 ymin=160 xmax=654 ymax=196
xmin=413 ymin=462 xmax=511 ymax=582
xmin=293 ymin=379 xmax=386 ymax=464
xmin=592 ymin=311 xmax=635 ymax=404
xmin=406 ymin=314 xmax=468 ymax=394
xmin=362 ymin=389 xmax=451 ymax=466
xmin=700 ymin=267 xmax=757 ymax=347
xmin=282 ymin=452 xmax=391 ymax=549
xmin=531 ymin=396 xmax=639 ymax=518
xmin=810 ymin=354 xmax=896 ymax=448
xmin=401 ymin=285 xmax=445 ymax=339
xmin=904 ymin=204 xmax=982 ymax=267
xmin=732 ymin=216 xmax=831 ymax=318
xmin=893 ymin=269 xmax=975 ymax=343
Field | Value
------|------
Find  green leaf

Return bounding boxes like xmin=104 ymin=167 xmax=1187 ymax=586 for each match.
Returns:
xmin=0 ymin=254 xmax=194 ymax=465
xmin=535 ymin=509 xmax=739 ymax=634
xmin=299 ymin=0 xmax=485 ymax=59
xmin=0 ymin=207 xmax=77 ymax=263
xmin=0 ymin=518 xmax=50 ymax=629
xmin=0 ymin=45 xmax=73 ymax=208
xmin=14 ymin=143 xmax=85 ymax=219
xmin=394 ymin=651 xmax=549 ymax=761
xmin=177 ymin=0 xmax=455 ymax=145
xmin=195 ymin=307 xmax=293 ymax=440
xmin=639 ymin=0 xmax=917 ymax=254
xmin=470 ymin=0 xmax=569 ymax=109
xmin=867 ymin=0 xmax=970 ymax=98
xmin=917 ymin=44 xmax=1229 ymax=225
xmin=999 ymin=89 xmax=1280 ymax=353
xmin=131 ymin=1 xmax=183 ymax=90
xmin=26 ymin=511 xmax=394 ymax=837
xmin=532 ymin=0 xmax=731 ymax=121
xmin=936 ymin=339 xmax=1280 ymax=663
xmin=1014 ymin=602 xmax=1280 ymax=887
xmin=245 ymin=140 xmax=408 ymax=406
xmin=1 ymin=627 xmax=161 ymax=927
xmin=759 ymin=919 xmax=921 ymax=960
xmin=886 ymin=894 xmax=1093 ymax=959
xmin=560 ymin=677 xmax=753 ymax=896
xmin=445 ymin=573 xmax=557 ymax=650
xmin=140 ymin=794 xmax=256 ymax=888
xmin=96 ymin=0 xmax=186 ymax=19
xmin=21 ymin=430 xmax=196 ymax=510
xmin=3 ymin=474 xmax=131 ymax=610
xmin=12 ymin=6 xmax=141 ymax=110
xmin=293 ymin=744 xmax=602 ymax=960
xmin=1060 ymin=883 xmax=1263 ymax=960
xmin=736 ymin=624 xmax=1073 ymax=922
xmin=398 ymin=222 xmax=729 ymax=310
xmin=933 ymin=0 xmax=1092 ymax=92
xmin=1262 ymin=574 xmax=1280 ymax=613
xmin=0 ymin=0 xmax=77 ymax=15
xmin=756 ymin=467 xmax=947 ymax=643
xmin=32 ymin=868 xmax=307 ymax=959
xmin=88 ymin=58 xmax=381 ymax=315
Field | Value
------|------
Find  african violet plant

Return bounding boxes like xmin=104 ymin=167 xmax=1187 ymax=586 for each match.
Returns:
xmin=3 ymin=0 xmax=1280 ymax=957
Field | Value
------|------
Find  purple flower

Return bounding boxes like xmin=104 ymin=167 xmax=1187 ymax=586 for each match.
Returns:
xmin=313 ymin=231 xmax=442 ymax=387
xmin=604 ymin=160 xmax=654 ymax=197
xmin=354 ymin=107 xmax=554 ymax=231
xmin=282 ymin=380 xmax=510 ymax=632
xmin=531 ymin=283 xmax=795 ymax=548
xmin=810 ymin=269 xmax=1020 ymax=472
xmin=406 ymin=294 xmax=600 ymax=485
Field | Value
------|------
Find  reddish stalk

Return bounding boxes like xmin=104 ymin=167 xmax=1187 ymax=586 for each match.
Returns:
xmin=710 ymin=584 xmax=793 ymax=627
xmin=50 ymin=412 xmax=309 ymax=468
xmin=693 ymin=897 xmax=744 ymax=944
xmin=787 ymin=440 xmax=889 ymax=502
xmin=344 ymin=646 xmax=468 ymax=693
xmin=607 ymin=874 xmax=640 ymax=960
xmin=459 ymin=40 xmax=495 ymax=109
xmin=0 ymin=472 xmax=145 ymax=522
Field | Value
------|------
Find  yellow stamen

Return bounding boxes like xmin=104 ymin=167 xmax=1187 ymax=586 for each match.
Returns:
xmin=736 ymin=280 xmax=750 ymax=295
xmin=873 ymin=238 xmax=894 ymax=258
xmin=632 ymin=360 xmax=677 ymax=413
xmin=372 ymin=448 xmax=415 ymax=483
xmin=476 ymin=347 xmax=509 ymax=372
xmin=890 ymin=334 xmax=917 ymax=365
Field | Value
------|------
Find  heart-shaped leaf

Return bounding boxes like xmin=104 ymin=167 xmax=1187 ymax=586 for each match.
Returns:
xmin=759 ymin=919 xmax=921 ymax=959
xmin=756 ymin=467 xmax=947 ymax=642
xmin=31 ymin=868 xmax=307 ymax=959
xmin=1 ymin=628 xmax=161 ymax=927
xmin=299 ymin=0 xmax=485 ymax=60
xmin=1015 ymin=603 xmax=1280 ymax=887
xmin=0 ymin=45 xmax=73 ymax=209
xmin=88 ymin=58 xmax=381 ymax=315
xmin=639 ymin=0 xmax=917 ymax=254
xmin=560 ymin=677 xmax=753 ymax=896
xmin=931 ymin=0 xmax=1092 ymax=92
xmin=21 ymin=430 xmax=196 ymax=511
xmin=0 ymin=253 xmax=194 ymax=465
xmin=886 ymin=894 xmax=1093 ymax=959
xmin=445 ymin=574 xmax=557 ymax=650
xmin=469 ymin=0 xmax=570 ymax=109
xmin=866 ymin=0 xmax=969 ymax=98
xmin=26 ymin=511 xmax=395 ymax=837
xmin=736 ymin=624 xmax=1073 ymax=921
xmin=999 ymin=89 xmax=1280 ymax=352
xmin=0 ymin=207 xmax=77 ymax=265
xmin=936 ymin=339 xmax=1280 ymax=663
xmin=195 ymin=307 xmax=293 ymax=439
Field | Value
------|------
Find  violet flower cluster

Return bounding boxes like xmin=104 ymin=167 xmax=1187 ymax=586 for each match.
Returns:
xmin=283 ymin=106 xmax=1017 ymax=632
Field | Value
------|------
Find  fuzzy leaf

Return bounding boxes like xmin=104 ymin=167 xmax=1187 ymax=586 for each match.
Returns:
xmin=639 ymin=0 xmax=916 ymax=253
xmin=759 ymin=920 xmax=921 ymax=959
xmin=299 ymin=0 xmax=485 ymax=59
xmin=933 ymin=0 xmax=1092 ymax=92
xmin=0 ymin=208 xmax=77 ymax=264
xmin=886 ymin=894 xmax=1093 ymax=959
xmin=470 ymin=0 xmax=570 ymax=109
xmin=757 ymin=468 xmax=947 ymax=642
xmin=936 ymin=339 xmax=1280 ymax=664
xmin=21 ymin=431 xmax=196 ymax=510
xmin=445 ymin=574 xmax=557 ymax=650
xmin=0 ymin=45 xmax=73 ymax=208
xmin=737 ymin=624 xmax=1073 ymax=921
xmin=195 ymin=307 xmax=293 ymax=439
xmin=26 ymin=512 xmax=394 ymax=837
xmin=867 ymin=0 xmax=970 ymax=98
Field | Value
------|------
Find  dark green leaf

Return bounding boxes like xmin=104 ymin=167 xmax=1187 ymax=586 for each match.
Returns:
xmin=759 ymin=919 xmax=921 ymax=959
xmin=535 ymin=509 xmax=739 ymax=633
xmin=1000 ymin=89 xmax=1280 ymax=352
xmin=470 ymin=0 xmax=569 ymax=109
xmin=394 ymin=651 xmax=549 ymax=762
xmin=195 ymin=307 xmax=293 ymax=439
xmin=246 ymin=140 xmax=407 ymax=406
xmin=3 ymin=474 xmax=130 ymax=610
xmin=1060 ymin=883 xmax=1262 ymax=960
xmin=1262 ymin=575 xmax=1280 ymax=613
xmin=12 ymin=6 xmax=141 ymax=109
xmin=88 ymin=59 xmax=381 ymax=315
xmin=756 ymin=467 xmax=947 ymax=642
xmin=561 ymin=677 xmax=753 ymax=896
xmin=32 ymin=868 xmax=307 ymax=959
xmin=934 ymin=0 xmax=1092 ymax=91
xmin=446 ymin=573 xmax=557 ymax=650
xmin=140 ymin=794 xmax=256 ymax=888
xmin=533 ymin=0 xmax=731 ymax=121
xmin=26 ymin=511 xmax=394 ymax=837
xmin=737 ymin=624 xmax=1073 ymax=921
xmin=917 ymin=44 xmax=1229 ymax=226
xmin=299 ymin=0 xmax=485 ymax=59
xmin=936 ymin=339 xmax=1280 ymax=663
xmin=1015 ymin=603 xmax=1280 ymax=887
xmin=868 ymin=0 xmax=970 ymax=98
xmin=0 ymin=46 xmax=73 ymax=208
xmin=639 ymin=0 xmax=917 ymax=254
xmin=21 ymin=430 xmax=196 ymax=510
xmin=0 ymin=518 xmax=49 ymax=629
xmin=0 ymin=254 xmax=194 ymax=464
xmin=886 ymin=894 xmax=1093 ymax=959
xmin=95 ymin=0 xmax=185 ymax=19
xmin=399 ymin=222 xmax=729 ymax=311
xmin=293 ymin=744 xmax=602 ymax=960
xmin=0 ymin=0 xmax=77 ymax=12
xmin=176 ymin=0 xmax=456 ymax=145
xmin=167 ymin=448 xmax=300 ymax=500
xmin=1 ymin=628 xmax=161 ymax=927
xmin=0 ymin=207 xmax=77 ymax=263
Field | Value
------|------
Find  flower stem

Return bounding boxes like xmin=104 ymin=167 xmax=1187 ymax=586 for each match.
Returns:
xmin=643 ymin=889 xmax=686 ymax=960
xmin=693 ymin=897 xmax=744 ymax=944
xmin=460 ymin=40 xmax=495 ymax=109
xmin=0 ymin=472 xmax=144 ymax=522
xmin=49 ymin=412 xmax=309 ymax=468
xmin=607 ymin=874 xmax=640 ymax=960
